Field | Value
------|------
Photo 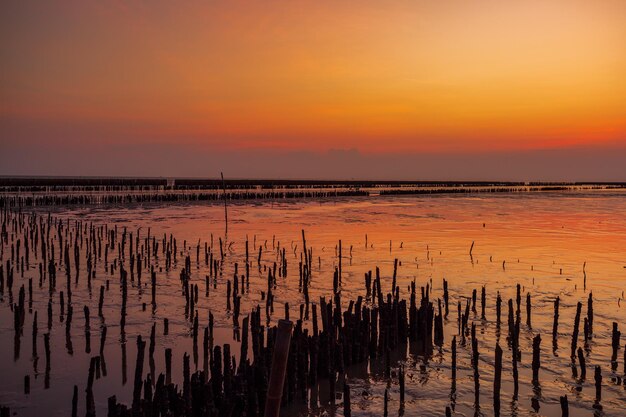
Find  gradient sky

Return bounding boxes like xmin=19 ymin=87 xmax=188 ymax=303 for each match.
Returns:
xmin=1 ymin=1 xmax=625 ymax=179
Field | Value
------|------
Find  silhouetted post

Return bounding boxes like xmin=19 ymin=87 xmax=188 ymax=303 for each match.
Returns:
xmin=587 ymin=292 xmax=593 ymax=338
xmin=471 ymin=323 xmax=479 ymax=405
xmin=132 ymin=336 xmax=146 ymax=413
xmin=611 ymin=322 xmax=621 ymax=364
xmin=451 ymin=336 xmax=457 ymax=384
xmin=496 ymin=292 xmax=501 ymax=327
xmin=31 ymin=312 xmax=38 ymax=360
xmin=84 ymin=305 xmax=91 ymax=354
xmin=72 ymin=385 xmax=78 ymax=417
xmin=481 ymin=286 xmax=486 ymax=320
xmin=338 ymin=240 xmax=343 ymax=283
xmin=86 ymin=356 xmax=96 ymax=417
xmin=98 ymin=286 xmax=104 ymax=317
xmin=151 ymin=271 xmax=156 ymax=309
xmin=526 ymin=293 xmax=531 ymax=327
xmin=532 ymin=334 xmax=541 ymax=383
xmin=623 ymin=345 xmax=626 ymax=379
xmin=203 ymin=327 xmax=209 ymax=377
xmin=560 ymin=395 xmax=569 ymax=417
xmin=443 ymin=279 xmax=449 ymax=318
xmin=44 ymin=332 xmax=51 ymax=389
xmin=571 ymin=302 xmax=582 ymax=358
xmin=221 ymin=172 xmax=228 ymax=236
xmin=552 ymin=297 xmax=559 ymax=348
xmin=264 ymin=320 xmax=293 ymax=417
xmin=165 ymin=348 xmax=172 ymax=385
xmin=594 ymin=365 xmax=602 ymax=403
xmin=472 ymin=289 xmax=477 ymax=314
xmin=494 ymin=343 xmax=502 ymax=415
xmin=343 ymin=383 xmax=351 ymax=417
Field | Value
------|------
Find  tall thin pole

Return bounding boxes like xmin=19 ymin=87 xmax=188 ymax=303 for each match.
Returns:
xmin=221 ymin=172 xmax=228 ymax=237
xmin=264 ymin=319 xmax=293 ymax=417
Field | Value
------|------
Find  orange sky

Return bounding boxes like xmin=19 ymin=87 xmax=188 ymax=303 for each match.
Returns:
xmin=1 ymin=0 xmax=625 ymax=172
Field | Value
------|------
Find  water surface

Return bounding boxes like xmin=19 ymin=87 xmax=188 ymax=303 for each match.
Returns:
xmin=1 ymin=191 xmax=625 ymax=416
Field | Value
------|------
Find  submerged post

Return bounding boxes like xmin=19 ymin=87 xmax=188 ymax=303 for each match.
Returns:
xmin=264 ymin=319 xmax=293 ymax=417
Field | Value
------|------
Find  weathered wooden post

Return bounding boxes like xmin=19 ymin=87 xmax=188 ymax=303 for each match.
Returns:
xmin=264 ymin=319 xmax=293 ymax=417
xmin=343 ymin=383 xmax=351 ymax=417
xmin=72 ymin=385 xmax=78 ymax=417
xmin=571 ymin=302 xmax=582 ymax=358
xmin=552 ymin=297 xmax=559 ymax=349
xmin=494 ymin=343 xmax=502 ymax=415
xmin=560 ymin=395 xmax=568 ymax=417
xmin=532 ymin=334 xmax=541 ymax=383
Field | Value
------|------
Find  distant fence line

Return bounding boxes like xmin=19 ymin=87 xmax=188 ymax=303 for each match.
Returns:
xmin=0 ymin=178 xmax=624 ymax=208
xmin=0 ymin=190 xmax=369 ymax=208
xmin=379 ymin=185 xmax=588 ymax=195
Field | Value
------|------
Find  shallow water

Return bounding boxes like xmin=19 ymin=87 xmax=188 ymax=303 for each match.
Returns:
xmin=1 ymin=191 xmax=626 ymax=416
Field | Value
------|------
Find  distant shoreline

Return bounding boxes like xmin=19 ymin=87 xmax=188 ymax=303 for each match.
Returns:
xmin=1 ymin=177 xmax=624 ymax=208
xmin=1 ymin=176 xmax=625 ymax=188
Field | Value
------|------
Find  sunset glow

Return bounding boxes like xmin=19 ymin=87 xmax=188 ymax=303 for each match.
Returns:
xmin=1 ymin=1 xmax=625 ymax=178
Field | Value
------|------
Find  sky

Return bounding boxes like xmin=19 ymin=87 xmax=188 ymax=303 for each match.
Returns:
xmin=1 ymin=0 xmax=625 ymax=180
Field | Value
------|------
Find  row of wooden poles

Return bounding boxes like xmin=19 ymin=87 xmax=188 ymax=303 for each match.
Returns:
xmin=0 ymin=189 xmax=369 ymax=208
xmin=0 ymin=207 xmax=625 ymax=417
